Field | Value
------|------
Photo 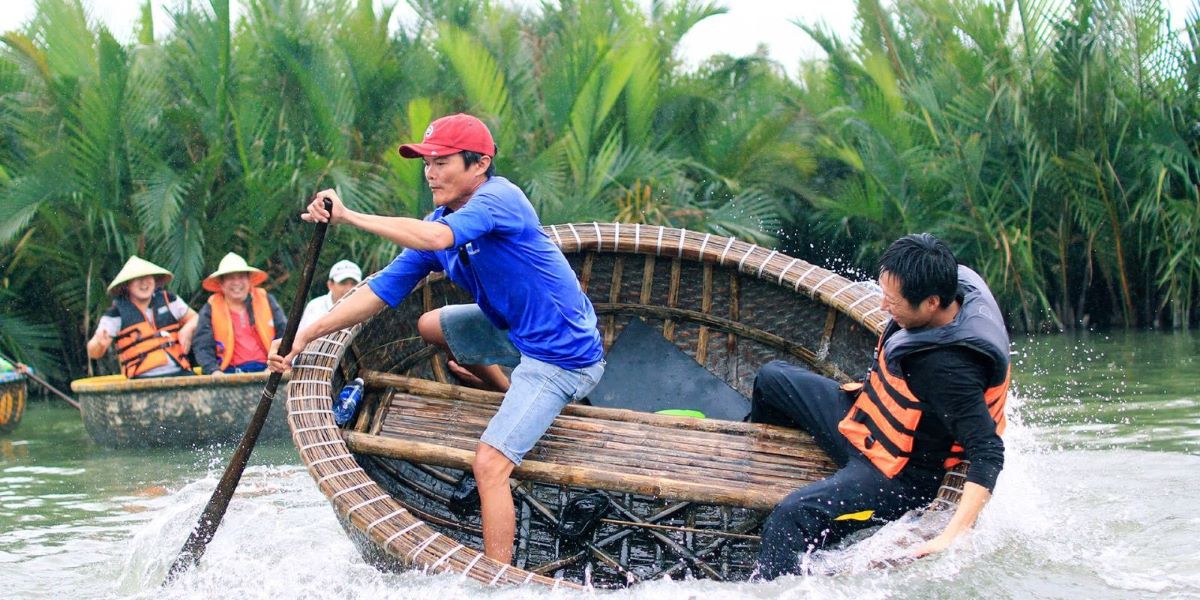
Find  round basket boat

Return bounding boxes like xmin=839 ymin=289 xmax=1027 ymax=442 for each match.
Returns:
xmin=0 ymin=371 xmax=28 ymax=434
xmin=70 ymin=372 xmax=289 ymax=448
xmin=286 ymin=223 xmax=969 ymax=588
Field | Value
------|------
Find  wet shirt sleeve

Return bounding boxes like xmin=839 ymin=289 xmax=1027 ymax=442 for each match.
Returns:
xmin=96 ymin=315 xmax=121 ymax=337
xmin=166 ymin=292 xmax=191 ymax=321
xmin=436 ymin=190 xmax=525 ymax=246
xmin=192 ymin=304 xmax=220 ymax=374
xmin=368 ymin=248 xmax=441 ymax=307
xmin=905 ymin=346 xmax=1005 ymax=491
xmin=267 ymin=293 xmax=287 ymax=337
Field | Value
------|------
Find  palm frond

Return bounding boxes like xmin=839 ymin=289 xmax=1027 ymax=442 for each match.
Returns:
xmin=0 ymin=303 xmax=60 ymax=374
xmin=436 ymin=23 xmax=514 ymax=151
xmin=1015 ymin=0 xmax=1069 ymax=73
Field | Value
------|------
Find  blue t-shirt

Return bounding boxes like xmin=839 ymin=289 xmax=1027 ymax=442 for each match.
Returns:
xmin=369 ymin=176 xmax=603 ymax=369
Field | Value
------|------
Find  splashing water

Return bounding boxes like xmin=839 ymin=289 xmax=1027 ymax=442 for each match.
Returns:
xmin=3 ymin=332 xmax=1198 ymax=598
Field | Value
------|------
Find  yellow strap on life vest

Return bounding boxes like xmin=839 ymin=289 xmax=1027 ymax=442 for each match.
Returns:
xmin=833 ymin=509 xmax=875 ymax=522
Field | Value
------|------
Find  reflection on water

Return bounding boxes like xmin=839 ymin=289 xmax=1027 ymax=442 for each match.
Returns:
xmin=1 ymin=331 xmax=1198 ymax=598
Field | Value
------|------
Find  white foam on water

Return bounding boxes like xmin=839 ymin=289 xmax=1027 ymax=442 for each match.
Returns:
xmin=4 ymin=466 xmax=88 ymax=476
xmin=8 ymin=384 xmax=1200 ymax=599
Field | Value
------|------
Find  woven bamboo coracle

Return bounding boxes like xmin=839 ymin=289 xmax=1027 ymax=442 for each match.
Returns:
xmin=71 ymin=372 xmax=290 ymax=448
xmin=0 ymin=373 xmax=27 ymax=434
xmin=286 ymin=223 xmax=962 ymax=588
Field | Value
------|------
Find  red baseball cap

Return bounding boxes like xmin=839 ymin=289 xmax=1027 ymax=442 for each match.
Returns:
xmin=398 ymin=113 xmax=496 ymax=158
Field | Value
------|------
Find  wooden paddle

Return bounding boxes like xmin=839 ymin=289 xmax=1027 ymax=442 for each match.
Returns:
xmin=164 ymin=199 xmax=332 ymax=583
xmin=0 ymin=353 xmax=81 ymax=410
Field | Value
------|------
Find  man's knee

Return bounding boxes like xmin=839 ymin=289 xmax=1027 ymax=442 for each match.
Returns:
xmin=417 ymin=310 xmax=444 ymax=346
xmin=754 ymin=360 xmax=794 ymax=395
xmin=752 ymin=360 xmax=800 ymax=420
xmin=766 ymin=492 xmax=830 ymax=538
xmin=472 ymin=443 xmax=514 ymax=487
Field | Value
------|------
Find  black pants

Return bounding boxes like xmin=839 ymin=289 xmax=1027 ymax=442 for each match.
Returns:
xmin=751 ymin=361 xmax=940 ymax=580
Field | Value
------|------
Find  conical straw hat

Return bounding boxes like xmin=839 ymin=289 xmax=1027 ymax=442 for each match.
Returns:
xmin=106 ymin=256 xmax=173 ymax=296
xmin=203 ymin=252 xmax=268 ymax=292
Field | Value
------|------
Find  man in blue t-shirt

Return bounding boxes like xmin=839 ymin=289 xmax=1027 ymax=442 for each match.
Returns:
xmin=268 ymin=113 xmax=605 ymax=565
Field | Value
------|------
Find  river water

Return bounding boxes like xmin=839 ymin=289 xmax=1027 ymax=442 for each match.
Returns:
xmin=1 ymin=332 xmax=1197 ymax=599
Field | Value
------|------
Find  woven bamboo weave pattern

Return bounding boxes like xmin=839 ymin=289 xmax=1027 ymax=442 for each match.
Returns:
xmin=71 ymin=371 xmax=291 ymax=448
xmin=0 ymin=376 xmax=26 ymax=434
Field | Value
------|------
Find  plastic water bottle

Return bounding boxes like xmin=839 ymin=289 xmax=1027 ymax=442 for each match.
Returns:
xmin=333 ymin=377 xmax=364 ymax=426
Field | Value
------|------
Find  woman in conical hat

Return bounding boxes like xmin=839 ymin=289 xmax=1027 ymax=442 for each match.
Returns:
xmin=192 ymin=253 xmax=286 ymax=374
xmin=86 ymin=256 xmax=198 ymax=379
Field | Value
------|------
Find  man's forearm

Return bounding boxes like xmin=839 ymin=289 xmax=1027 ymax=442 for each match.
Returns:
xmin=299 ymin=285 xmax=388 ymax=345
xmin=914 ymin=480 xmax=992 ymax=557
xmin=343 ymin=210 xmax=454 ymax=250
xmin=86 ymin=337 xmax=107 ymax=359
xmin=191 ymin=318 xmax=219 ymax=373
xmin=179 ymin=311 xmax=198 ymax=336
xmin=943 ymin=481 xmax=990 ymax=537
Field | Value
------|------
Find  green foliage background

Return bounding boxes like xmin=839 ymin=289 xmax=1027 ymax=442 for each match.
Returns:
xmin=1 ymin=0 xmax=1198 ymax=382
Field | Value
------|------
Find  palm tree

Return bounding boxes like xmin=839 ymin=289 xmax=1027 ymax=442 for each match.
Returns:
xmin=790 ymin=0 xmax=1199 ymax=330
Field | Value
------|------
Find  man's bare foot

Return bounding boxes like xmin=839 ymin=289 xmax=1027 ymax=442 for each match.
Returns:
xmin=447 ymin=360 xmax=488 ymax=389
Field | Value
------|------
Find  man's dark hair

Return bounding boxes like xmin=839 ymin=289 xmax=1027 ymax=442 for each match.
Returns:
xmin=878 ymin=233 xmax=959 ymax=308
xmin=461 ymin=147 xmax=496 ymax=178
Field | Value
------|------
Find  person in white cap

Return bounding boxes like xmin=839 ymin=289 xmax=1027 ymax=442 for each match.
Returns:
xmin=86 ymin=256 xmax=198 ymax=378
xmin=297 ymin=260 xmax=363 ymax=332
xmin=192 ymin=252 xmax=286 ymax=374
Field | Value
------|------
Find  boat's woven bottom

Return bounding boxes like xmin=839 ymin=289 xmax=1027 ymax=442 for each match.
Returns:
xmin=335 ymin=373 xmax=843 ymax=586
xmin=332 ymin=373 xmax=973 ymax=586
xmin=356 ymin=454 xmax=769 ymax=586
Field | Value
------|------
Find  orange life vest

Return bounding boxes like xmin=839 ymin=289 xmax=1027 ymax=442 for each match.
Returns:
xmin=207 ymin=288 xmax=275 ymax=371
xmin=112 ymin=291 xmax=192 ymax=378
xmin=837 ymin=266 xmax=1010 ymax=478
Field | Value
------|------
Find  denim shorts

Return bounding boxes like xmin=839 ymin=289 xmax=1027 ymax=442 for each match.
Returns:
xmin=439 ymin=303 xmax=605 ymax=465
xmin=439 ymin=304 xmax=522 ymax=368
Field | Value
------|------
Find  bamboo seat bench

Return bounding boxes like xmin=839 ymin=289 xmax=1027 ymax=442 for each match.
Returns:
xmin=343 ymin=371 xmax=839 ymax=512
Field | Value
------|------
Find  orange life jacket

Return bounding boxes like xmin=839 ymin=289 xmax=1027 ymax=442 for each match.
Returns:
xmin=112 ymin=290 xmax=192 ymax=378
xmin=837 ymin=266 xmax=1010 ymax=478
xmin=207 ymin=288 xmax=275 ymax=371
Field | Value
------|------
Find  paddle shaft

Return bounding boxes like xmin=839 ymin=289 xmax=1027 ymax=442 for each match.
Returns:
xmin=0 ymin=352 xmax=80 ymax=410
xmin=164 ymin=199 xmax=332 ymax=583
